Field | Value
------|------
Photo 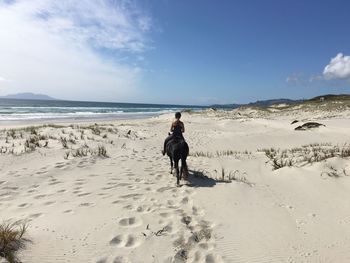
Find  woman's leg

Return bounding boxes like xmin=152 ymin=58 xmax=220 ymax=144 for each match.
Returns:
xmin=163 ymin=135 xmax=173 ymax=155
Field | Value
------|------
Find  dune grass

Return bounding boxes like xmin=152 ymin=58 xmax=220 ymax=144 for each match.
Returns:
xmin=0 ymin=221 xmax=28 ymax=263
xmin=261 ymin=143 xmax=350 ymax=170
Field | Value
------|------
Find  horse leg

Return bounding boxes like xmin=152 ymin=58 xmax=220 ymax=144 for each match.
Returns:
xmin=174 ymin=158 xmax=180 ymax=185
xmin=181 ymin=157 xmax=188 ymax=180
xmin=169 ymin=156 xmax=173 ymax=174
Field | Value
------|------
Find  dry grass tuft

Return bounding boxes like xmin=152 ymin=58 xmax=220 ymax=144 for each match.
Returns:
xmin=215 ymin=168 xmax=253 ymax=186
xmin=0 ymin=221 xmax=28 ymax=263
xmin=261 ymin=143 xmax=350 ymax=170
xmin=97 ymin=145 xmax=108 ymax=157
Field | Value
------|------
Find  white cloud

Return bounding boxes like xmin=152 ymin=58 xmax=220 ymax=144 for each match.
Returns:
xmin=0 ymin=0 xmax=152 ymax=101
xmin=323 ymin=53 xmax=350 ymax=80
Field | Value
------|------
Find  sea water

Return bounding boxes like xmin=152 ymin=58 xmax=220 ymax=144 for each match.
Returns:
xmin=0 ymin=99 xmax=203 ymax=122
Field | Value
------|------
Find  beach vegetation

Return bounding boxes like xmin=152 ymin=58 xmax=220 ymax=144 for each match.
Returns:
xmin=190 ymin=150 xmax=252 ymax=159
xmin=97 ymin=145 xmax=108 ymax=157
xmin=261 ymin=143 xmax=350 ymax=170
xmin=24 ymin=136 xmax=40 ymax=152
xmin=63 ymin=151 xmax=70 ymax=159
xmin=7 ymin=130 xmax=16 ymax=139
xmin=26 ymin=126 xmax=38 ymax=135
xmin=216 ymin=168 xmax=253 ymax=186
xmin=0 ymin=221 xmax=28 ymax=263
xmin=60 ymin=137 xmax=68 ymax=148
xmin=71 ymin=147 xmax=89 ymax=157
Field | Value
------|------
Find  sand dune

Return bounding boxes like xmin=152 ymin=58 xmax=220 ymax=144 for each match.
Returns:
xmin=1 ymin=108 xmax=350 ymax=262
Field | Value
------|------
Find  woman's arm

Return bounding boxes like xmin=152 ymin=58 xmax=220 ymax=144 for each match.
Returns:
xmin=181 ymin=122 xmax=185 ymax=133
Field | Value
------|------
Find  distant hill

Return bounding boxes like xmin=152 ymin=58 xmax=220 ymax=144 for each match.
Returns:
xmin=209 ymin=103 xmax=241 ymax=109
xmin=0 ymin=92 xmax=56 ymax=100
xmin=210 ymin=98 xmax=302 ymax=109
xmin=246 ymin=98 xmax=302 ymax=107
xmin=210 ymin=94 xmax=350 ymax=109
xmin=308 ymin=94 xmax=350 ymax=102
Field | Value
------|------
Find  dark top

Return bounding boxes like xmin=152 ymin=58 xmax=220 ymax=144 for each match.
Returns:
xmin=171 ymin=120 xmax=184 ymax=138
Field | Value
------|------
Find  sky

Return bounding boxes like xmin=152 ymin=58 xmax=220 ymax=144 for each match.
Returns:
xmin=0 ymin=0 xmax=350 ymax=105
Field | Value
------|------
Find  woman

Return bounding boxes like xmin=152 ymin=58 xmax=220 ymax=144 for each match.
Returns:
xmin=162 ymin=112 xmax=185 ymax=155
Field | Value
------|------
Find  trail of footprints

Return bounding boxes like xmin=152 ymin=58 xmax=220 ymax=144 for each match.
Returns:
xmin=98 ymin=148 xmax=222 ymax=263
xmin=1 ymin=142 xmax=221 ymax=262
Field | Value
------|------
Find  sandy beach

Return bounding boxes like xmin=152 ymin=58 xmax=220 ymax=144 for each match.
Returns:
xmin=2 ymin=104 xmax=350 ymax=263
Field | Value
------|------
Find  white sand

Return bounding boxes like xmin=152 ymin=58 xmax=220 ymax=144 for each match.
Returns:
xmin=1 ymin=108 xmax=350 ymax=262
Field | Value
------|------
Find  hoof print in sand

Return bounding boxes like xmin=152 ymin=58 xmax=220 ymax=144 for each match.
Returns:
xmin=119 ymin=217 xmax=141 ymax=227
xmin=110 ymin=234 xmax=139 ymax=248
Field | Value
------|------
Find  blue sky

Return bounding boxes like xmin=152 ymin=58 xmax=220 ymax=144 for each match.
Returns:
xmin=0 ymin=0 xmax=350 ymax=105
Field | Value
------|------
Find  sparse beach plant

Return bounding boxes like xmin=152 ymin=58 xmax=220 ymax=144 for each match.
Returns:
xmin=264 ymin=143 xmax=350 ymax=170
xmin=63 ymin=151 xmax=70 ymax=159
xmin=28 ymin=127 xmax=38 ymax=135
xmin=71 ymin=148 xmax=88 ymax=157
xmin=68 ymin=138 xmax=76 ymax=144
xmin=0 ymin=221 xmax=28 ymax=263
xmin=60 ymin=137 xmax=68 ymax=148
xmin=97 ymin=145 xmax=108 ymax=157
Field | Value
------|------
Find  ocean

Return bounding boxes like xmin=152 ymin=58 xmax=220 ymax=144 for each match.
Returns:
xmin=0 ymin=98 xmax=204 ymax=122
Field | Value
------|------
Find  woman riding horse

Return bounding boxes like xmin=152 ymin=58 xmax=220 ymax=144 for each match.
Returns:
xmin=162 ymin=112 xmax=185 ymax=155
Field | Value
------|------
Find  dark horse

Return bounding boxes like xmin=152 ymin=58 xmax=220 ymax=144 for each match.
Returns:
xmin=166 ymin=137 xmax=189 ymax=185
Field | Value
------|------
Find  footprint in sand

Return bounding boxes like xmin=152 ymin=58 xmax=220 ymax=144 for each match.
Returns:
xmin=95 ymin=257 xmax=107 ymax=263
xmin=2 ymin=186 xmax=19 ymax=190
xmin=77 ymin=192 xmax=91 ymax=197
xmin=159 ymin=212 xmax=173 ymax=219
xmin=136 ymin=205 xmax=153 ymax=213
xmin=116 ymin=183 xmax=132 ymax=187
xmin=123 ymin=204 xmax=134 ymax=210
xmin=18 ymin=203 xmax=31 ymax=208
xmin=119 ymin=193 xmax=143 ymax=200
xmin=181 ymin=197 xmax=189 ymax=204
xmin=79 ymin=202 xmax=94 ymax=207
xmin=156 ymin=186 xmax=173 ymax=193
xmin=118 ymin=217 xmax=141 ymax=227
xmin=28 ymin=213 xmax=43 ymax=219
xmin=112 ymin=256 xmax=130 ymax=263
xmin=110 ymin=234 xmax=140 ymax=248
xmin=49 ymin=181 xmax=62 ymax=185
xmin=34 ymin=194 xmax=47 ymax=199
xmin=192 ymin=206 xmax=204 ymax=216
xmin=43 ymin=201 xmax=56 ymax=206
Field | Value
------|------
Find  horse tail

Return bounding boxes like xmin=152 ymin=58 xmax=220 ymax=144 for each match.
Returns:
xmin=181 ymin=141 xmax=189 ymax=173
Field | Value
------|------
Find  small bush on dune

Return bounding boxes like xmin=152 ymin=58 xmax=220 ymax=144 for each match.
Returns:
xmin=0 ymin=221 xmax=28 ymax=263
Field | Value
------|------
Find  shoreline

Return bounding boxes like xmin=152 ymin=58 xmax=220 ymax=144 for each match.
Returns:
xmin=0 ymin=112 xmax=165 ymax=128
